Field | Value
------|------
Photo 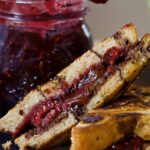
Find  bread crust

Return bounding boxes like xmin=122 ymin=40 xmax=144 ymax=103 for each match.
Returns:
xmin=15 ymin=113 xmax=77 ymax=150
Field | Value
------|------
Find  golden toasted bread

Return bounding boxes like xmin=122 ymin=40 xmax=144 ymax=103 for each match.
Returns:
xmin=71 ymin=85 xmax=150 ymax=150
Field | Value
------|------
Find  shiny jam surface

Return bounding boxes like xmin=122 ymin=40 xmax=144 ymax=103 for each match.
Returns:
xmin=0 ymin=1 xmax=92 ymax=114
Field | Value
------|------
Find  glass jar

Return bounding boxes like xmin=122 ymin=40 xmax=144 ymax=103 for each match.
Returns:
xmin=0 ymin=0 xmax=92 ymax=114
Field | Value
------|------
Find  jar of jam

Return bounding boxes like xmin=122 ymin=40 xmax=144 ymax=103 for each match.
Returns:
xmin=0 ymin=0 xmax=93 ymax=114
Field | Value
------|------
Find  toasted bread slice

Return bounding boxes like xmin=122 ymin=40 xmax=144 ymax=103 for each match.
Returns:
xmin=71 ymin=85 xmax=150 ymax=150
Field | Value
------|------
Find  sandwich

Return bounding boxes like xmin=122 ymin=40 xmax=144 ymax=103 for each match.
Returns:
xmin=1 ymin=23 xmax=150 ymax=150
xmin=71 ymin=85 xmax=150 ymax=150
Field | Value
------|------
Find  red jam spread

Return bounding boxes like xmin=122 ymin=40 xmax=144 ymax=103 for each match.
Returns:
xmin=0 ymin=0 xmax=92 ymax=114
xmin=103 ymin=47 xmax=127 ymax=66
xmin=29 ymin=65 xmax=103 ymax=128
xmin=108 ymin=136 xmax=143 ymax=150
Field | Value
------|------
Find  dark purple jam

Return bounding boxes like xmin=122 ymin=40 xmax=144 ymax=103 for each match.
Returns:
xmin=0 ymin=1 xmax=92 ymax=115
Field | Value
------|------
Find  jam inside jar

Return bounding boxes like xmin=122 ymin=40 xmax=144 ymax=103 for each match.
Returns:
xmin=0 ymin=0 xmax=92 ymax=115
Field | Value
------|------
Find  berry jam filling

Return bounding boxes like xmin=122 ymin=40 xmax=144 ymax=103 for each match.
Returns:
xmin=27 ymin=64 xmax=105 ymax=129
xmin=13 ymin=40 xmax=133 ymax=137
xmin=108 ymin=135 xmax=143 ymax=150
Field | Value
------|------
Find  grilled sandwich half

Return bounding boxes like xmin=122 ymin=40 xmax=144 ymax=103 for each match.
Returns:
xmin=1 ymin=24 xmax=150 ymax=150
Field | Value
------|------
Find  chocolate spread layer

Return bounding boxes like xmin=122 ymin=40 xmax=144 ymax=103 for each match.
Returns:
xmin=82 ymin=115 xmax=104 ymax=123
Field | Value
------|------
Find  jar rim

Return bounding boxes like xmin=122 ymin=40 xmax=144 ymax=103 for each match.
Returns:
xmin=0 ymin=0 xmax=86 ymax=19
xmin=13 ymin=0 xmax=48 ymax=4
xmin=0 ymin=0 xmax=87 ymax=4
xmin=0 ymin=0 xmax=46 ymax=2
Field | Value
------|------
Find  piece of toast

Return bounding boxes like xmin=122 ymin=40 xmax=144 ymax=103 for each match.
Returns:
xmin=1 ymin=24 xmax=150 ymax=150
xmin=71 ymin=85 xmax=150 ymax=150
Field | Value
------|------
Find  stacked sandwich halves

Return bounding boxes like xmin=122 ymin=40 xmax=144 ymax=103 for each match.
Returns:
xmin=1 ymin=23 xmax=150 ymax=150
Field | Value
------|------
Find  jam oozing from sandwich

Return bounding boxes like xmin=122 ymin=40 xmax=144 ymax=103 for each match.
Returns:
xmin=30 ymin=64 xmax=106 ymax=128
xmin=30 ymin=47 xmax=126 ymax=129
xmin=108 ymin=136 xmax=143 ymax=150
xmin=14 ymin=45 xmax=130 ymax=137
